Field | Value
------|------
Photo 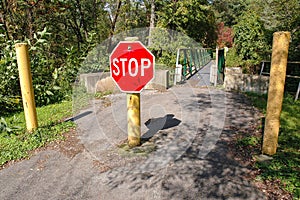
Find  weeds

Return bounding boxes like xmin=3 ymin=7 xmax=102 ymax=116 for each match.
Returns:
xmin=94 ymin=90 xmax=113 ymax=99
xmin=0 ymin=101 xmax=75 ymax=167
xmin=236 ymin=136 xmax=259 ymax=147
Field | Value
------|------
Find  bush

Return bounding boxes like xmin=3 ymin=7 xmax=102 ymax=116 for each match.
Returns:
xmin=0 ymin=38 xmax=22 ymax=114
xmin=225 ymin=47 xmax=262 ymax=74
xmin=0 ymin=28 xmax=82 ymax=113
xmin=225 ymin=47 xmax=244 ymax=68
xmin=230 ymin=10 xmax=270 ymax=74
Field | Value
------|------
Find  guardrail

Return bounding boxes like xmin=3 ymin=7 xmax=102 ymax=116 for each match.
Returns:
xmin=260 ymin=60 xmax=300 ymax=100
xmin=174 ymin=48 xmax=212 ymax=83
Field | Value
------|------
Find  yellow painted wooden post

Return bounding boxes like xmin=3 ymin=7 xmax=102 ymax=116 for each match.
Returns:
xmin=262 ymin=32 xmax=290 ymax=155
xmin=15 ymin=43 xmax=38 ymax=132
xmin=127 ymin=93 xmax=141 ymax=147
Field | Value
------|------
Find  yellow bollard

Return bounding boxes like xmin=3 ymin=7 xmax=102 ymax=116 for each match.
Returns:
xmin=262 ymin=32 xmax=290 ymax=155
xmin=15 ymin=43 xmax=38 ymax=132
xmin=127 ymin=93 xmax=141 ymax=147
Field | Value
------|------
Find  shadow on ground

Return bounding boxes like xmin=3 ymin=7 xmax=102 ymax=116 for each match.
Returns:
xmin=65 ymin=111 xmax=93 ymax=122
xmin=104 ymin=89 xmax=265 ymax=200
xmin=142 ymin=114 xmax=181 ymax=140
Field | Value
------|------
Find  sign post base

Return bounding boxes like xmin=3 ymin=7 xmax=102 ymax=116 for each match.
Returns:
xmin=127 ymin=93 xmax=141 ymax=147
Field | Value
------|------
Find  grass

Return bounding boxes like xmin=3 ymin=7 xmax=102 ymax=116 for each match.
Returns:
xmin=0 ymin=101 xmax=75 ymax=167
xmin=246 ymin=92 xmax=300 ymax=199
xmin=236 ymin=135 xmax=260 ymax=147
xmin=94 ymin=90 xmax=113 ymax=99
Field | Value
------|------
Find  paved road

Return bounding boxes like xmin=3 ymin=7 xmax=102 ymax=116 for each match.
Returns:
xmin=192 ymin=60 xmax=214 ymax=87
xmin=0 ymin=67 xmax=266 ymax=199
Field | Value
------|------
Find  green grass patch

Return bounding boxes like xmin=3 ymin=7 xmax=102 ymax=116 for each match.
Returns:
xmin=236 ymin=136 xmax=260 ymax=147
xmin=246 ymin=93 xmax=300 ymax=199
xmin=0 ymin=101 xmax=75 ymax=166
xmin=245 ymin=92 xmax=268 ymax=112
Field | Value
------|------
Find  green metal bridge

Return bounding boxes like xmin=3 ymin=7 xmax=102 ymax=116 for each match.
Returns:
xmin=174 ymin=48 xmax=225 ymax=85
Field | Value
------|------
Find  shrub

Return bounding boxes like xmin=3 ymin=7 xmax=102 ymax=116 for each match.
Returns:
xmin=225 ymin=47 xmax=244 ymax=68
xmin=0 ymin=28 xmax=82 ymax=113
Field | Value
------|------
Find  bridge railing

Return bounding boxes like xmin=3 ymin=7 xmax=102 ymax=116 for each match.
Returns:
xmin=174 ymin=48 xmax=212 ymax=84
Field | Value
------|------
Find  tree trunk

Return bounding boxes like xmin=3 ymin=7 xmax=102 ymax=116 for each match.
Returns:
xmin=108 ymin=0 xmax=122 ymax=52
xmin=26 ymin=6 xmax=34 ymax=40
xmin=0 ymin=0 xmax=12 ymax=40
xmin=148 ymin=0 xmax=155 ymax=46
xmin=75 ymin=0 xmax=88 ymax=40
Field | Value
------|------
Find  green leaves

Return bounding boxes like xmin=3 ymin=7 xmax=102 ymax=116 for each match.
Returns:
xmin=232 ymin=10 xmax=269 ymax=72
xmin=0 ymin=116 xmax=21 ymax=134
xmin=212 ymin=0 xmax=248 ymax=26
xmin=156 ymin=0 xmax=217 ymax=46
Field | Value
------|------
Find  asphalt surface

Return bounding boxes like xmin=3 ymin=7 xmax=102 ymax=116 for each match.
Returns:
xmin=0 ymin=62 xmax=266 ymax=200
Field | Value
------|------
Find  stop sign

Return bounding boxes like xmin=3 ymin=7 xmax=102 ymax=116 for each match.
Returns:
xmin=110 ymin=41 xmax=155 ymax=93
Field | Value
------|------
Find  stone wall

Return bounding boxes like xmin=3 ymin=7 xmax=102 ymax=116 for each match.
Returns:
xmin=224 ymin=67 xmax=269 ymax=94
xmin=144 ymin=70 xmax=170 ymax=91
xmin=79 ymin=72 xmax=110 ymax=93
xmin=80 ymin=70 xmax=170 ymax=93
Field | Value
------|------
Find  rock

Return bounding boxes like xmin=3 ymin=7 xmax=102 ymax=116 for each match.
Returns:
xmin=254 ymin=154 xmax=273 ymax=162
xmin=95 ymin=77 xmax=118 ymax=93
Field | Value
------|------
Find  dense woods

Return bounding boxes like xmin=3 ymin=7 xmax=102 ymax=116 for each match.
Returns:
xmin=214 ymin=0 xmax=299 ymax=59
xmin=0 ymin=0 xmax=299 ymax=113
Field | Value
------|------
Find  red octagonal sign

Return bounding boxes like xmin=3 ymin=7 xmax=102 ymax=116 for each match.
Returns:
xmin=110 ymin=41 xmax=155 ymax=93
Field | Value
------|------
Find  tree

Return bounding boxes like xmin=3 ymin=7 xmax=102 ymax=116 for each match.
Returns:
xmin=0 ymin=0 xmax=220 ymax=111
xmin=233 ymin=10 xmax=268 ymax=72
xmin=257 ymin=0 xmax=300 ymax=60
xmin=0 ymin=0 xmax=112 ymax=109
xmin=156 ymin=0 xmax=217 ymax=47
xmin=148 ymin=0 xmax=155 ymax=46
xmin=211 ymin=0 xmax=250 ymax=26
xmin=213 ymin=0 xmax=300 ymax=61
xmin=216 ymin=22 xmax=233 ymax=48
